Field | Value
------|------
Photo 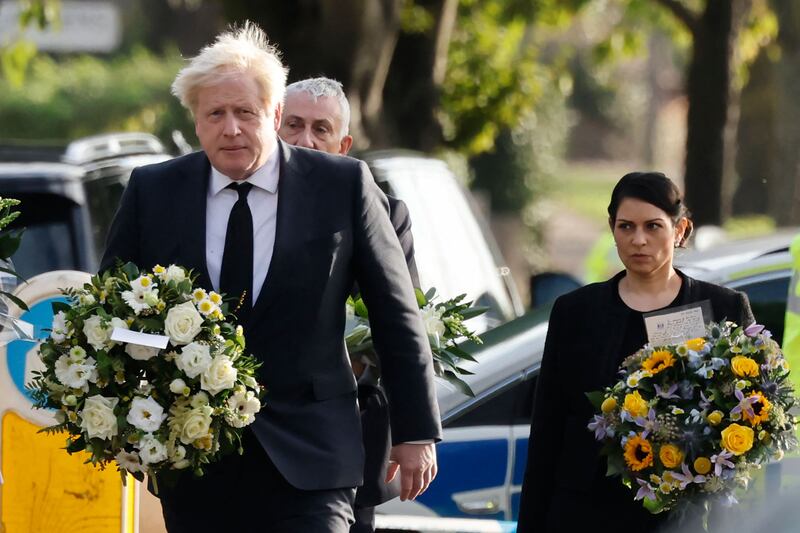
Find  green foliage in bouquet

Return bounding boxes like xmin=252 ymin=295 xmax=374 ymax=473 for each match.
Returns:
xmin=0 ymin=196 xmax=27 ymax=310
xmin=587 ymin=321 xmax=797 ymax=516
xmin=345 ymin=287 xmax=487 ymax=396
xmin=27 ymin=262 xmax=264 ymax=490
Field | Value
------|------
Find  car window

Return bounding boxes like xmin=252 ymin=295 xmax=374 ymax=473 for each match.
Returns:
xmin=446 ymin=373 xmax=537 ymax=428
xmin=85 ymin=176 xmax=126 ymax=264
xmin=9 ymin=193 xmax=80 ymax=278
xmin=732 ymin=275 xmax=790 ymax=346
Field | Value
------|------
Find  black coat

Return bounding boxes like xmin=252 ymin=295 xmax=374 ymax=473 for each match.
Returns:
xmin=517 ymin=270 xmax=754 ymax=532
xmin=101 ymin=142 xmax=442 ymax=492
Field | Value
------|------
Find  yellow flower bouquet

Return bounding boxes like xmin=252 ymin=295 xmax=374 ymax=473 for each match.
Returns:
xmin=587 ymin=321 xmax=797 ymax=514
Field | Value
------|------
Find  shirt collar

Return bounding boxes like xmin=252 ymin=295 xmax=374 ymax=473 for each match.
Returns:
xmin=209 ymin=143 xmax=280 ymax=196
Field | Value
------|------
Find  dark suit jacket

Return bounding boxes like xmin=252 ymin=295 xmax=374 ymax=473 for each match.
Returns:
xmin=354 ymin=195 xmax=418 ymax=508
xmin=100 ymin=141 xmax=442 ymax=491
xmin=516 ymin=270 xmax=754 ymax=532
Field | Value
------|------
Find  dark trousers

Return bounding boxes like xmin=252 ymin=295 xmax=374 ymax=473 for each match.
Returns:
xmin=158 ymin=430 xmax=356 ymax=533
xmin=350 ymin=505 xmax=376 ymax=533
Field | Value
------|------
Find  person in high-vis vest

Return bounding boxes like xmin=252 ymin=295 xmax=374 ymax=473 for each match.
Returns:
xmin=783 ymin=233 xmax=800 ymax=389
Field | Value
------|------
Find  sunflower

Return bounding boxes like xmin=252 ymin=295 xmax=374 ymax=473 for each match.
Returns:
xmin=642 ymin=350 xmax=676 ymax=375
xmin=742 ymin=391 xmax=772 ymax=427
xmin=624 ymin=434 xmax=654 ymax=471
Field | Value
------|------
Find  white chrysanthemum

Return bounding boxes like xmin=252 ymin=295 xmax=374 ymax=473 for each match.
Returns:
xmin=201 ymin=355 xmax=238 ymax=396
xmin=153 ymin=264 xmax=167 ymax=279
xmin=196 ymin=298 xmax=218 ymax=317
xmin=192 ymin=288 xmax=208 ymax=303
xmin=208 ymin=291 xmax=223 ymax=305
xmin=54 ymin=355 xmax=98 ymax=390
xmin=190 ymin=391 xmax=210 ymax=408
xmin=79 ymin=395 xmax=119 ymax=440
xmin=175 ymin=342 xmax=212 ymax=379
xmin=50 ymin=311 xmax=69 ymax=343
xmin=126 ymin=396 xmax=167 ymax=433
xmin=164 ymin=265 xmax=186 ymax=283
xmin=116 ymin=450 xmax=144 ymax=473
xmin=130 ymin=275 xmax=156 ymax=293
xmin=68 ymin=346 xmax=87 ymax=362
xmin=125 ymin=343 xmax=160 ymax=361
xmin=225 ymin=389 xmax=260 ymax=428
xmin=137 ymin=433 xmax=168 ymax=465
xmin=164 ymin=302 xmax=203 ymax=345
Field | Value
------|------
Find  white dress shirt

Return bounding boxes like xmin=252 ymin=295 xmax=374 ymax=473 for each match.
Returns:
xmin=206 ymin=147 xmax=280 ymax=302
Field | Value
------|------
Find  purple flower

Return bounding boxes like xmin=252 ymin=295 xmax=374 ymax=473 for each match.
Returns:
xmin=671 ymin=463 xmax=707 ymax=489
xmin=655 ymin=383 xmax=680 ymax=400
xmin=730 ymin=388 xmax=758 ymax=420
xmin=588 ymin=415 xmax=615 ymax=440
xmin=711 ymin=450 xmax=735 ymax=477
xmin=634 ymin=478 xmax=657 ymax=502
xmin=744 ymin=324 xmax=765 ymax=337
xmin=699 ymin=390 xmax=713 ymax=410
xmin=634 ymin=408 xmax=659 ymax=439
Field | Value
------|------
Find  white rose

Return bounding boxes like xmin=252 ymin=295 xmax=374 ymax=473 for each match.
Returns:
xmin=54 ymin=355 xmax=98 ymax=390
xmin=125 ymin=343 xmax=160 ymax=361
xmin=420 ymin=305 xmax=446 ymax=346
xmin=116 ymin=450 xmax=144 ymax=473
xmin=225 ymin=389 xmax=261 ymax=428
xmin=178 ymin=405 xmax=213 ymax=445
xmin=79 ymin=395 xmax=119 ymax=440
xmin=50 ymin=311 xmax=69 ymax=343
xmin=83 ymin=315 xmax=110 ymax=351
xmin=165 ymin=265 xmax=187 ymax=283
xmin=137 ymin=433 xmax=168 ymax=465
xmin=175 ymin=342 xmax=212 ymax=379
xmin=190 ymin=391 xmax=209 ymax=408
xmin=201 ymin=356 xmax=238 ymax=396
xmin=164 ymin=302 xmax=203 ymax=345
xmin=169 ymin=378 xmax=190 ymax=395
xmin=143 ymin=291 xmax=160 ymax=307
xmin=126 ymin=396 xmax=167 ymax=433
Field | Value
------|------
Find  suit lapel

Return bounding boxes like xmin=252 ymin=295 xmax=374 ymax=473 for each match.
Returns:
xmin=176 ymin=152 xmax=214 ymax=292
xmin=249 ymin=141 xmax=314 ymax=325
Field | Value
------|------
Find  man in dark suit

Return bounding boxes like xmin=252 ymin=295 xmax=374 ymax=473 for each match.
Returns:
xmin=278 ymin=77 xmax=421 ymax=533
xmin=101 ymin=23 xmax=441 ymax=533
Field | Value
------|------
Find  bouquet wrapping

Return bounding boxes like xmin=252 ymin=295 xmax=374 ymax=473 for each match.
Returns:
xmin=588 ymin=320 xmax=797 ymax=514
xmin=28 ymin=262 xmax=264 ymax=488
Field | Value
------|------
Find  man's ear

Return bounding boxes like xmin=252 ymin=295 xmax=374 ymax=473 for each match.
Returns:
xmin=273 ymin=103 xmax=283 ymax=130
xmin=339 ymin=135 xmax=353 ymax=155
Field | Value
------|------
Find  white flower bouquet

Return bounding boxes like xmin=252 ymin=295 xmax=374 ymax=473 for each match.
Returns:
xmin=28 ymin=262 xmax=263 ymax=489
xmin=345 ymin=288 xmax=485 ymax=395
xmin=587 ymin=321 xmax=797 ymax=515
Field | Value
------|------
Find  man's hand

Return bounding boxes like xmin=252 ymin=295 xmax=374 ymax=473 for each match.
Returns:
xmin=385 ymin=443 xmax=438 ymax=501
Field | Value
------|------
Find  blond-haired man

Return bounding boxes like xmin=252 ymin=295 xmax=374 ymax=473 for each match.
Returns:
xmin=102 ymin=23 xmax=440 ymax=533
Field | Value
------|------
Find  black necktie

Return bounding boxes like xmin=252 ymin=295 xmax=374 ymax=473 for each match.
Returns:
xmin=219 ymin=182 xmax=254 ymax=323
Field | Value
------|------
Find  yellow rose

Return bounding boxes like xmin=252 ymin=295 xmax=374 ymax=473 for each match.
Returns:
xmin=623 ymin=391 xmax=649 ymax=418
xmin=693 ymin=457 xmax=712 ymax=475
xmin=731 ymin=356 xmax=760 ymax=378
xmin=659 ymin=443 xmax=684 ymax=468
xmin=601 ymin=397 xmax=617 ymax=414
xmin=721 ymin=423 xmax=755 ymax=455
xmin=707 ymin=410 xmax=724 ymax=426
xmin=686 ymin=338 xmax=706 ymax=352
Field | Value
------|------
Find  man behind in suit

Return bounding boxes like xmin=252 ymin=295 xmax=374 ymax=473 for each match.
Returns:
xmin=279 ymin=77 xmax=422 ymax=533
xmin=101 ymin=23 xmax=441 ymax=533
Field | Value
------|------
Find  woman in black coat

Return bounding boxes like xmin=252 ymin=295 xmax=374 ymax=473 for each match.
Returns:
xmin=517 ymin=172 xmax=754 ymax=532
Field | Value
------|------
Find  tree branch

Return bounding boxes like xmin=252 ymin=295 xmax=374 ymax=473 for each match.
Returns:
xmin=652 ymin=0 xmax=699 ymax=34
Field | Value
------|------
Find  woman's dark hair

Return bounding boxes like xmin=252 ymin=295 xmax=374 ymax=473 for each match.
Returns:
xmin=607 ymin=171 xmax=694 ymax=246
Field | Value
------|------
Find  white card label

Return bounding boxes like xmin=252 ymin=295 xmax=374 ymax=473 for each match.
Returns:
xmin=110 ymin=327 xmax=169 ymax=349
xmin=643 ymin=302 xmax=709 ymax=346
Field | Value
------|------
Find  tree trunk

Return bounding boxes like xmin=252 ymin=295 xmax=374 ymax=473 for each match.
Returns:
xmin=770 ymin=0 xmax=800 ymax=224
xmin=683 ymin=0 xmax=733 ymax=226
